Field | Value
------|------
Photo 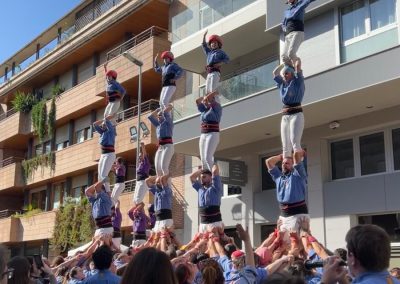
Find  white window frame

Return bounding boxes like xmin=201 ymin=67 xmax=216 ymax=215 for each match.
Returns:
xmin=329 ymin=125 xmax=400 ymax=180
xmin=340 ymin=0 xmax=398 ymax=46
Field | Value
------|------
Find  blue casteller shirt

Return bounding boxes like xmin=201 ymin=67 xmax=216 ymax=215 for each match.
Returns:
xmin=202 ymin=41 xmax=230 ymax=66
xmin=148 ymin=111 xmax=174 ymax=139
xmin=192 ymin=175 xmax=222 ymax=207
xmin=274 ymin=71 xmax=305 ymax=105
xmin=353 ymin=271 xmax=400 ymax=284
xmin=149 ymin=185 xmax=172 ymax=211
xmin=198 ymin=101 xmax=222 ymax=123
xmin=269 ymin=162 xmax=307 ymax=204
xmin=83 ymin=269 xmax=120 ymax=284
xmin=93 ymin=119 xmax=116 ymax=147
xmin=282 ymin=0 xmax=316 ymax=33
xmin=88 ymin=190 xmax=112 ymax=219
xmin=154 ymin=62 xmax=183 ymax=79
xmin=223 ymin=266 xmax=258 ymax=284
xmin=352 ymin=270 xmax=400 ymax=284
xmin=106 ymin=79 xmax=126 ymax=96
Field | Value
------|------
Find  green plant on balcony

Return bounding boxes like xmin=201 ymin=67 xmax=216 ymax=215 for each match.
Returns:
xmin=52 ymin=198 xmax=95 ymax=253
xmin=31 ymin=100 xmax=47 ymax=143
xmin=48 ymin=84 xmax=64 ymax=139
xmin=12 ymin=204 xmax=43 ymax=218
xmin=11 ymin=91 xmax=37 ymax=113
xmin=21 ymin=152 xmax=55 ymax=181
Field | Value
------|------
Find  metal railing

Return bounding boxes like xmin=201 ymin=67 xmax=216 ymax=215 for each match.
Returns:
xmin=0 ymin=0 xmax=124 ymax=86
xmin=106 ymin=26 xmax=169 ymax=61
xmin=115 ymin=99 xmax=159 ymax=123
xmin=0 ymin=108 xmax=17 ymax=122
xmin=0 ymin=157 xmax=24 ymax=168
xmin=110 ymin=179 xmax=137 ymax=193
xmin=0 ymin=209 xmax=21 ymax=219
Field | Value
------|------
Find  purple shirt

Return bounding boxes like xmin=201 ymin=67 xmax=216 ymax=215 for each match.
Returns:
xmin=112 ymin=207 xmax=122 ymax=229
xmin=115 ymin=164 xmax=126 ymax=177
xmin=136 ymin=156 xmax=150 ymax=180
xmin=149 ymin=212 xmax=156 ymax=229
xmin=128 ymin=210 xmax=149 ymax=233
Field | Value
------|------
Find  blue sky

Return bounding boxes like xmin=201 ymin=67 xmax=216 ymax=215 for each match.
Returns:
xmin=0 ymin=0 xmax=82 ymax=63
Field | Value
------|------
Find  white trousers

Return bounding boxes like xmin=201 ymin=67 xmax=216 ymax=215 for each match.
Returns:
xmin=133 ymin=180 xmax=148 ymax=204
xmin=279 ymin=214 xmax=310 ymax=245
xmin=199 ymin=221 xmax=224 ymax=233
xmin=281 ymin=31 xmax=304 ymax=66
xmin=199 ymin=132 xmax=220 ymax=171
xmin=153 ymin=219 xmax=174 ymax=232
xmin=159 ymin=86 xmax=176 ymax=110
xmin=206 ymin=72 xmax=220 ymax=93
xmin=155 ymin=144 xmax=174 ymax=176
xmin=111 ymin=182 xmax=125 ymax=205
xmin=104 ymin=100 xmax=121 ymax=125
xmin=281 ymin=112 xmax=304 ymax=158
xmin=98 ymin=152 xmax=116 ymax=192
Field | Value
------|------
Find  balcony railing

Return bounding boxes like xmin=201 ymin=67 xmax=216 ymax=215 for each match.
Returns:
xmin=0 ymin=157 xmax=24 ymax=168
xmin=107 ymin=26 xmax=169 ymax=61
xmin=110 ymin=179 xmax=137 ymax=193
xmin=115 ymin=99 xmax=159 ymax=123
xmin=0 ymin=0 xmax=123 ymax=86
xmin=171 ymin=0 xmax=257 ymax=43
xmin=0 ymin=108 xmax=17 ymax=122
xmin=0 ymin=210 xmax=20 ymax=220
xmin=173 ymin=59 xmax=278 ymax=121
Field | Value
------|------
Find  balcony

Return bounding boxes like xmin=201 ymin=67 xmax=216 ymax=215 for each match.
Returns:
xmin=0 ymin=158 xmax=24 ymax=192
xmin=95 ymin=26 xmax=171 ymax=101
xmin=173 ymin=59 xmax=278 ymax=121
xmin=173 ymin=45 xmax=400 ymax=155
xmin=171 ymin=0 xmax=257 ymax=43
xmin=0 ymin=0 xmax=169 ymax=99
xmin=0 ymin=217 xmax=19 ymax=243
xmin=17 ymin=211 xmax=57 ymax=242
xmin=171 ymin=0 xmax=275 ymax=73
xmin=26 ymin=100 xmax=158 ymax=186
xmin=54 ymin=77 xmax=103 ymax=125
xmin=0 ymin=111 xmax=32 ymax=148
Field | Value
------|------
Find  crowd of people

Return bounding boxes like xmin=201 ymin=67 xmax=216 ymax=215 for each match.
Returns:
xmin=2 ymin=0 xmax=400 ymax=283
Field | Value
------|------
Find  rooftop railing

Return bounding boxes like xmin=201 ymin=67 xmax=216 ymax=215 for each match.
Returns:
xmin=0 ymin=0 xmax=123 ymax=86
xmin=107 ymin=26 xmax=169 ymax=61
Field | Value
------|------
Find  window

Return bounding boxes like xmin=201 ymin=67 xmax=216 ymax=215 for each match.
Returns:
xmin=331 ymin=139 xmax=354 ymax=179
xmin=75 ymin=127 xmax=92 ymax=144
xmin=52 ymin=183 xmax=65 ymax=209
xmin=56 ymin=141 xmax=69 ymax=151
xmin=227 ymin=185 xmax=242 ymax=195
xmin=71 ymin=186 xmax=86 ymax=202
xmin=43 ymin=141 xmax=51 ymax=154
xmin=340 ymin=0 xmax=397 ymax=62
xmin=359 ymin=213 xmax=400 ymax=242
xmin=360 ymin=132 xmax=386 ymax=175
xmin=341 ymin=0 xmax=396 ymax=42
xmin=369 ymin=0 xmax=396 ymax=30
xmin=31 ymin=190 xmax=46 ymax=210
xmin=341 ymin=0 xmax=366 ymax=42
xmin=393 ymin=128 xmax=400 ymax=170
xmin=35 ymin=144 xmax=43 ymax=156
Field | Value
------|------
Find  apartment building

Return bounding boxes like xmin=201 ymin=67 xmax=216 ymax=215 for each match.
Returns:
xmin=0 ymin=0 xmax=190 ymax=257
xmin=169 ymin=0 xmax=400 ymax=259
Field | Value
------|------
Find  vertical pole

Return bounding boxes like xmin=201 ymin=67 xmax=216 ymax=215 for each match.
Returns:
xmin=136 ymin=65 xmax=142 ymax=179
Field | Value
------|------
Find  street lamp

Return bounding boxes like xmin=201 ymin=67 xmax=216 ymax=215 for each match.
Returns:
xmin=122 ymin=52 xmax=143 ymax=180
